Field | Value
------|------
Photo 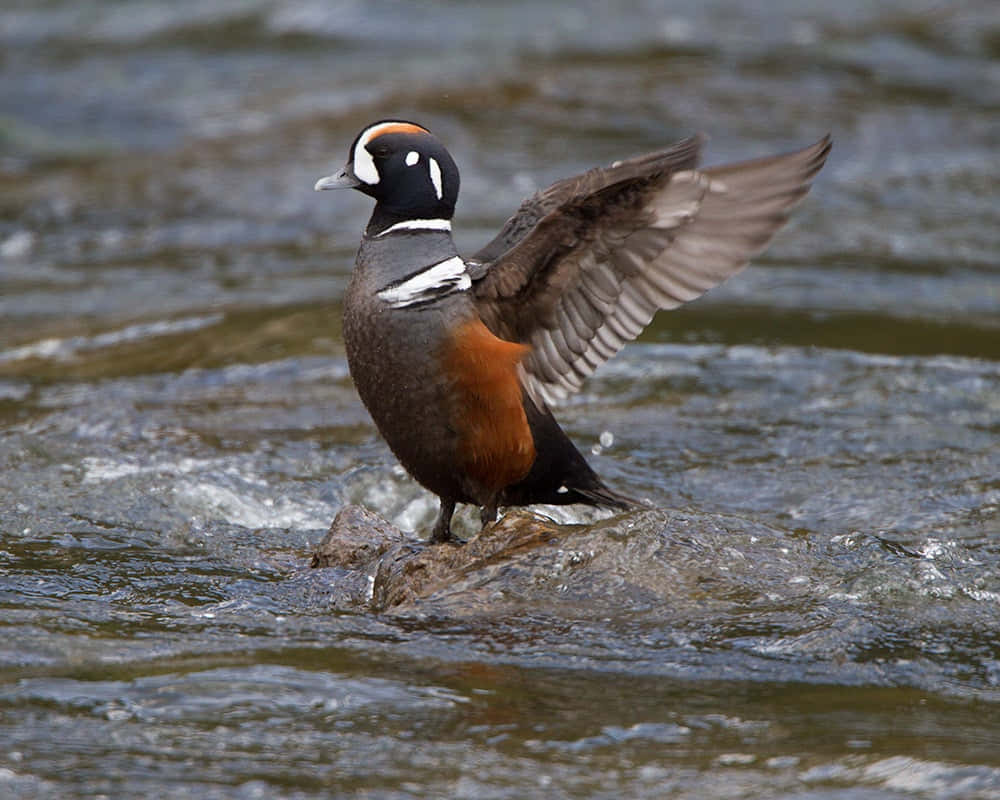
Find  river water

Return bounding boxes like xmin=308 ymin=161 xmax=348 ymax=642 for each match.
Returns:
xmin=1 ymin=1 xmax=999 ymax=798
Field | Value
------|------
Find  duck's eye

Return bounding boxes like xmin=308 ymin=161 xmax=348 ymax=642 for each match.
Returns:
xmin=371 ymin=144 xmax=391 ymax=158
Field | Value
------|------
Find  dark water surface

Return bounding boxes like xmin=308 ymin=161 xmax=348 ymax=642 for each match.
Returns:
xmin=2 ymin=1 xmax=999 ymax=797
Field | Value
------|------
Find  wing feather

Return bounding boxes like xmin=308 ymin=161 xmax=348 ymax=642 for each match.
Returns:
xmin=474 ymin=135 xmax=832 ymax=406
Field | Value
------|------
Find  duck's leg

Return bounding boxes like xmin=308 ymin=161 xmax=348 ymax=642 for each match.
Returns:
xmin=430 ymin=497 xmax=456 ymax=544
xmin=479 ymin=501 xmax=498 ymax=529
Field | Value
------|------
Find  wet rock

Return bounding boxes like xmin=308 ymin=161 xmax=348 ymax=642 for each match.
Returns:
xmin=370 ymin=508 xmax=567 ymax=610
xmin=312 ymin=504 xmax=571 ymax=612
xmin=311 ymin=503 xmax=729 ymax=617
xmin=310 ymin=504 xmax=407 ymax=570
xmin=310 ymin=503 xmax=860 ymax=624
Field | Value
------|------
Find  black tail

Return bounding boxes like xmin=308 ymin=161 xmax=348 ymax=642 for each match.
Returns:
xmin=499 ymin=395 xmax=639 ymax=510
xmin=571 ymin=482 xmax=640 ymax=510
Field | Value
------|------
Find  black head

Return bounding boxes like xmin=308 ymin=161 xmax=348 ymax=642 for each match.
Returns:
xmin=315 ymin=120 xmax=460 ymax=223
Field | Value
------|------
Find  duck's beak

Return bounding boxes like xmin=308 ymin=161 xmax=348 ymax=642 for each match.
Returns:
xmin=314 ymin=164 xmax=362 ymax=191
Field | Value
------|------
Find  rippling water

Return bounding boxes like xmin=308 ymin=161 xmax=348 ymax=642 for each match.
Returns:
xmin=2 ymin=1 xmax=999 ymax=798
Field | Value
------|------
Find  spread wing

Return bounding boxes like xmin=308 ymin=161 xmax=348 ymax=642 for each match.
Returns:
xmin=472 ymin=135 xmax=832 ymax=406
xmin=470 ymin=135 xmax=703 ymax=268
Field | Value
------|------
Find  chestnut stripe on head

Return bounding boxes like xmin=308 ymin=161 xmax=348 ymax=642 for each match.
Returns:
xmin=353 ymin=121 xmax=431 ymax=185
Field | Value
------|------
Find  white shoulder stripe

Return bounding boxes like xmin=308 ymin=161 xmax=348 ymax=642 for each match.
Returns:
xmin=376 ymin=218 xmax=452 ymax=237
xmin=377 ymin=256 xmax=471 ymax=308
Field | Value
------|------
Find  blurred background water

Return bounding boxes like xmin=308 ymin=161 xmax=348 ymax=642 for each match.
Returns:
xmin=1 ymin=1 xmax=999 ymax=798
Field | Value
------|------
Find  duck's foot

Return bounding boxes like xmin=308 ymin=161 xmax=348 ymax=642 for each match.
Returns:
xmin=429 ymin=498 xmax=457 ymax=544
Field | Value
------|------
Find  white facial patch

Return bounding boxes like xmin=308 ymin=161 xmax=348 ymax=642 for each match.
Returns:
xmin=428 ymin=157 xmax=443 ymax=200
xmin=351 ymin=122 xmax=399 ymax=186
xmin=377 ymin=256 xmax=471 ymax=309
xmin=352 ymin=130 xmax=382 ymax=185
xmin=405 ymin=150 xmax=419 ymax=166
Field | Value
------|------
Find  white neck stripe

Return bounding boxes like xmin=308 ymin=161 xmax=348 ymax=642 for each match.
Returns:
xmin=375 ymin=219 xmax=452 ymax=237
xmin=377 ymin=256 xmax=470 ymax=308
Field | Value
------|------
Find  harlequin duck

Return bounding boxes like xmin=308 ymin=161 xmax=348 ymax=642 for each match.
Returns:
xmin=316 ymin=120 xmax=830 ymax=543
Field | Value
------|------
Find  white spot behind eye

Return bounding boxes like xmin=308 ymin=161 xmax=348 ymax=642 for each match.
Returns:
xmin=428 ymin=157 xmax=443 ymax=200
xmin=405 ymin=151 xmax=419 ymax=166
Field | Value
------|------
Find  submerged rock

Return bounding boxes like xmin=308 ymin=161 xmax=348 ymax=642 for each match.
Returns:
xmin=307 ymin=502 xmax=988 ymax=693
